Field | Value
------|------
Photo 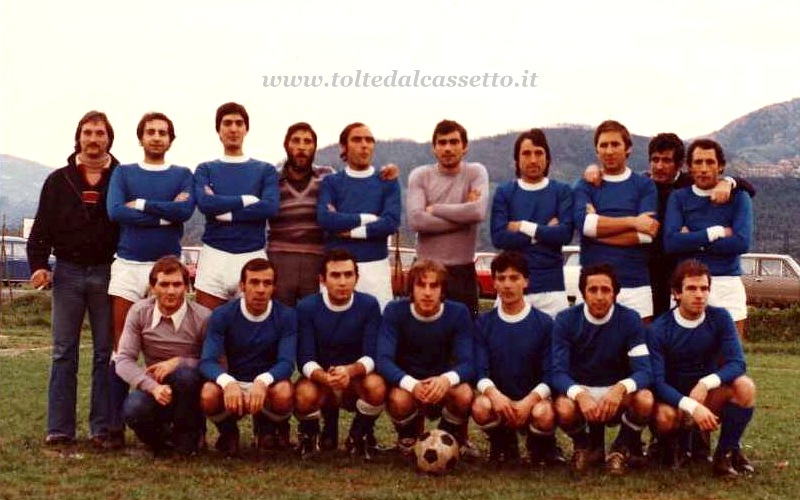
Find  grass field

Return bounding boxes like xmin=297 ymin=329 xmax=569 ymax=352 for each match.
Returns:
xmin=1 ymin=293 xmax=799 ymax=500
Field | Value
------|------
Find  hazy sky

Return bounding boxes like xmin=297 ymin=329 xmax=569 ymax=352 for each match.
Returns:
xmin=2 ymin=0 xmax=798 ymax=169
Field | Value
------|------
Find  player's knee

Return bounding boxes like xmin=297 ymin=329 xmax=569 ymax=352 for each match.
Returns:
xmin=653 ymin=404 xmax=679 ymax=434
xmin=554 ymin=395 xmax=576 ymax=422
xmin=388 ymin=387 xmax=415 ymax=418
xmin=531 ymin=400 xmax=555 ymax=431
xmin=731 ymin=375 xmax=756 ymax=406
xmin=630 ymin=389 xmax=654 ymax=418
xmin=447 ymin=383 xmax=474 ymax=412
xmin=471 ymin=395 xmax=494 ymax=425
xmin=270 ymin=380 xmax=294 ymax=412
xmin=294 ymin=379 xmax=320 ymax=413
xmin=362 ymin=373 xmax=387 ymax=404
xmin=200 ymin=382 xmax=223 ymax=415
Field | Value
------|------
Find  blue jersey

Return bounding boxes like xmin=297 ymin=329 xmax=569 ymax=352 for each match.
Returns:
xmin=573 ymin=170 xmax=657 ymax=288
xmin=474 ymin=305 xmax=553 ymax=400
xmin=107 ymin=163 xmax=194 ymax=261
xmin=551 ymin=303 xmax=651 ymax=395
xmin=648 ymin=307 xmax=746 ymax=407
xmin=199 ymin=299 xmax=296 ymax=383
xmin=491 ymin=179 xmax=574 ymax=293
xmin=664 ymin=186 xmax=753 ymax=276
xmin=377 ymin=299 xmax=474 ymax=385
xmin=317 ymin=168 xmax=401 ymax=263
xmin=194 ymin=158 xmax=279 ymax=253
xmin=296 ymin=291 xmax=381 ymax=371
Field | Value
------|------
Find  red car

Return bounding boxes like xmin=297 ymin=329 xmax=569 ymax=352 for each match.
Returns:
xmin=474 ymin=252 xmax=497 ymax=298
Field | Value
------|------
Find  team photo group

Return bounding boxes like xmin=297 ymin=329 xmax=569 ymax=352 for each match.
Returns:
xmin=26 ymin=101 xmax=756 ymax=479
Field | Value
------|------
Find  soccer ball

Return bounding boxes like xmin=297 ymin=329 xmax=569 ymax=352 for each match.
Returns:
xmin=413 ymin=429 xmax=460 ymax=475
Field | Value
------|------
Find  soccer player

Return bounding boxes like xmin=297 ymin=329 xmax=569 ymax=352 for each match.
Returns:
xmin=199 ymin=258 xmax=296 ymax=456
xmin=377 ymin=259 xmax=474 ymax=455
xmin=552 ymin=264 xmax=653 ymax=474
xmin=193 ymin=102 xmax=279 ymax=310
xmin=114 ymin=256 xmax=210 ymax=456
xmin=472 ymin=251 xmax=564 ymax=465
xmin=317 ymin=122 xmax=401 ymax=310
xmin=293 ymin=249 xmax=386 ymax=459
xmin=573 ymin=120 xmax=658 ymax=320
xmin=664 ymin=139 xmax=753 ymax=339
xmin=649 ymin=259 xmax=756 ymax=477
xmin=406 ymin=119 xmax=489 ymax=318
xmin=106 ymin=112 xmax=195 ymax=448
xmin=267 ymin=122 xmax=335 ymax=306
xmin=490 ymin=129 xmax=574 ymax=317
xmin=27 ymin=111 xmax=119 ymax=448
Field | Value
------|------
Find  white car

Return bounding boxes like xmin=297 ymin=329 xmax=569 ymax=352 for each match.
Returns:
xmin=562 ymin=245 xmax=581 ymax=304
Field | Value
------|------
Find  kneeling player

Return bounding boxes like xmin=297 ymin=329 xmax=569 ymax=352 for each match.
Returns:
xmin=199 ymin=259 xmax=296 ymax=456
xmin=377 ymin=259 xmax=474 ymax=455
xmin=472 ymin=251 xmax=564 ymax=465
xmin=294 ymin=249 xmax=386 ymax=459
xmin=552 ymin=264 xmax=654 ymax=474
xmin=649 ymin=259 xmax=756 ymax=477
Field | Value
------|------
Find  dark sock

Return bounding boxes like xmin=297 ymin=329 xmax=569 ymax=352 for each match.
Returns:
xmin=350 ymin=412 xmax=378 ymax=439
xmin=589 ymin=423 xmax=605 ymax=450
xmin=298 ymin=417 xmax=320 ymax=436
xmin=568 ymin=426 xmax=589 ymax=449
xmin=215 ymin=417 xmax=238 ymax=436
xmin=717 ymin=403 xmax=754 ymax=454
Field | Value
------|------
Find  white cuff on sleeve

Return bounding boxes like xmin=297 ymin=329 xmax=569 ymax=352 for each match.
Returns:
xmin=350 ymin=226 xmax=367 ymax=239
xmin=359 ymin=214 xmax=378 ymax=225
xmin=583 ymin=213 xmax=599 ymax=237
xmin=302 ymin=361 xmax=323 ymax=379
xmin=476 ymin=378 xmax=495 ymax=395
xmin=637 ymin=232 xmax=653 ymax=244
xmin=619 ymin=378 xmax=637 ymax=394
xmin=216 ymin=373 xmax=236 ymax=389
xmin=442 ymin=371 xmax=460 ymax=387
xmin=357 ymin=356 xmax=374 ymax=374
xmin=399 ymin=375 xmax=419 ymax=393
xmin=706 ymin=226 xmax=726 ymax=242
xmin=532 ymin=383 xmax=551 ymax=400
xmin=518 ymin=221 xmax=538 ymax=238
xmin=241 ymin=194 xmax=259 ymax=207
xmin=134 ymin=198 xmax=146 ymax=211
xmin=159 ymin=218 xmax=171 ymax=226
xmin=216 ymin=212 xmax=233 ymax=221
xmin=699 ymin=374 xmax=722 ymax=390
xmin=255 ymin=372 xmax=274 ymax=388
xmin=567 ymin=385 xmax=586 ymax=401
xmin=679 ymin=396 xmax=700 ymax=415
xmin=724 ymin=176 xmax=737 ymax=190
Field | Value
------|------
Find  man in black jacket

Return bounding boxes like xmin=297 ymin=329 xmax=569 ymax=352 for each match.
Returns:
xmin=27 ymin=110 xmax=120 ymax=448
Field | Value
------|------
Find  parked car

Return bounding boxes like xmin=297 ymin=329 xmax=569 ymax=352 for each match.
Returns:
xmin=0 ymin=235 xmax=55 ymax=285
xmin=474 ymin=252 xmax=496 ymax=298
xmin=181 ymin=246 xmax=202 ymax=288
xmin=562 ymin=245 xmax=581 ymax=304
xmin=740 ymin=253 xmax=800 ymax=307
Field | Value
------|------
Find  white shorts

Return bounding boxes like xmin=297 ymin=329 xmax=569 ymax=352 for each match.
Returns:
xmin=574 ymin=285 xmax=653 ymax=318
xmin=670 ymin=275 xmax=747 ymax=321
xmin=108 ymin=257 xmax=153 ymax=302
xmin=194 ymin=244 xmax=267 ymax=300
xmin=586 ymin=386 xmax=613 ymax=401
xmin=355 ymin=258 xmax=393 ymax=312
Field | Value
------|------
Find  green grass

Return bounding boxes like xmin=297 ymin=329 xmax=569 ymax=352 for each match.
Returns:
xmin=2 ymin=295 xmax=799 ymax=499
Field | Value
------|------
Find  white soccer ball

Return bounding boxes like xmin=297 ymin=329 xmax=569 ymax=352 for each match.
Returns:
xmin=413 ymin=429 xmax=460 ymax=475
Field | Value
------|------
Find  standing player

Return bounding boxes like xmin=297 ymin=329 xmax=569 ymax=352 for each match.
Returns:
xmin=267 ymin=122 xmax=334 ymax=306
xmin=664 ymin=139 xmax=753 ymax=339
xmin=552 ymin=264 xmax=654 ymax=474
xmin=649 ymin=260 xmax=756 ymax=477
xmin=472 ymin=251 xmax=564 ymax=465
xmin=491 ymin=129 xmax=574 ymax=317
xmin=377 ymin=259 xmax=474 ymax=455
xmin=573 ymin=120 xmax=658 ymax=320
xmin=406 ymin=119 xmax=489 ymax=318
xmin=27 ymin=111 xmax=119 ymax=447
xmin=115 ymin=256 xmax=210 ymax=456
xmin=193 ymin=102 xmax=279 ymax=310
xmin=317 ymin=122 xmax=401 ymax=310
xmin=199 ymin=259 xmax=296 ymax=455
xmin=293 ymin=249 xmax=386 ymax=459
xmin=106 ymin=112 xmax=195 ymax=447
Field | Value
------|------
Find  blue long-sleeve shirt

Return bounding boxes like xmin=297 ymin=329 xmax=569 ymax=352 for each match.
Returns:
xmin=317 ymin=168 xmax=401 ymax=263
xmin=551 ymin=303 xmax=652 ymax=396
xmin=648 ymin=306 xmax=746 ymax=407
xmin=573 ymin=170 xmax=657 ymax=288
xmin=199 ymin=298 xmax=296 ymax=384
xmin=106 ymin=163 xmax=194 ymax=261
xmin=296 ymin=291 xmax=381 ymax=371
xmin=194 ymin=158 xmax=279 ymax=253
xmin=663 ymin=186 xmax=753 ymax=276
xmin=377 ymin=299 xmax=474 ymax=386
xmin=491 ymin=179 xmax=574 ymax=293
xmin=474 ymin=305 xmax=553 ymax=400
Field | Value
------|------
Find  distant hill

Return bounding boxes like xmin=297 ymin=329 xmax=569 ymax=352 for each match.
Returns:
xmin=0 ymin=155 xmax=54 ymax=232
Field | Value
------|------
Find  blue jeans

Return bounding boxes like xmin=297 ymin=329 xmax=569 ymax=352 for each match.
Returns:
xmin=122 ymin=366 xmax=204 ymax=453
xmin=47 ymin=260 xmax=112 ymax=439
